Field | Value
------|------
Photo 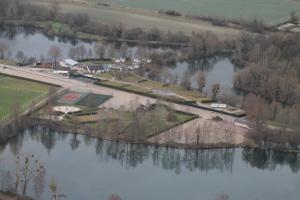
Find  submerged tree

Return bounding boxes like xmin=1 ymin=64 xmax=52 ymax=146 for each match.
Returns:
xmin=211 ymin=83 xmax=220 ymax=100
xmin=195 ymin=71 xmax=206 ymax=94
xmin=48 ymin=46 xmax=62 ymax=63
xmin=13 ymin=153 xmax=45 ymax=195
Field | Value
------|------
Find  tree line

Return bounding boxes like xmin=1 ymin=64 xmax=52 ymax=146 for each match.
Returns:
xmin=233 ymin=32 xmax=300 ymax=136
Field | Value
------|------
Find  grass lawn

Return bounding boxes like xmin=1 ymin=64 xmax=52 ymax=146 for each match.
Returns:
xmin=0 ymin=75 xmax=52 ymax=119
xmin=113 ymin=0 xmax=300 ymax=26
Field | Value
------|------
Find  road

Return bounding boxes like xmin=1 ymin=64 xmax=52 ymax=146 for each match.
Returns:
xmin=0 ymin=64 xmax=251 ymax=145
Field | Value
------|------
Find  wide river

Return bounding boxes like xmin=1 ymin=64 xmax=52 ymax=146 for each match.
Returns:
xmin=0 ymin=128 xmax=299 ymax=200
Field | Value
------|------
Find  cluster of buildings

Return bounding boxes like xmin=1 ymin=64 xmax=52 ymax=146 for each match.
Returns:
xmin=34 ymin=57 xmax=152 ymax=76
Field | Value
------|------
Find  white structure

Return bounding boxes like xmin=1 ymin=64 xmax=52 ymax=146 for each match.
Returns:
xmin=64 ymin=58 xmax=79 ymax=67
xmin=53 ymin=106 xmax=81 ymax=114
xmin=211 ymin=103 xmax=227 ymax=109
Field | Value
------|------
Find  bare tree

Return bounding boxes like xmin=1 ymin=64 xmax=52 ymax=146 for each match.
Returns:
xmin=33 ymin=165 xmax=46 ymax=200
xmin=10 ymin=101 xmax=22 ymax=131
xmin=14 ymin=153 xmax=45 ymax=195
xmin=180 ymin=72 xmax=192 ymax=90
xmin=48 ymin=46 xmax=62 ymax=63
xmin=120 ymin=42 xmax=128 ymax=58
xmin=15 ymin=51 xmax=26 ymax=64
xmin=211 ymin=83 xmax=220 ymax=100
xmin=0 ymin=41 xmax=9 ymax=59
xmin=195 ymin=71 xmax=206 ymax=94
xmin=77 ymin=45 xmax=87 ymax=60
xmin=94 ymin=42 xmax=106 ymax=59
xmin=68 ymin=47 xmax=77 ymax=59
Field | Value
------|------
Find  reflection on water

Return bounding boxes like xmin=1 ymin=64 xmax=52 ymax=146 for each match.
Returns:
xmin=0 ymin=25 xmax=95 ymax=58
xmin=0 ymin=127 xmax=300 ymax=200
xmin=169 ymin=57 xmax=240 ymax=95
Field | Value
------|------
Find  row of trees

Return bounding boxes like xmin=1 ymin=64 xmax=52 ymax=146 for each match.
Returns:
xmin=0 ymin=152 xmax=66 ymax=200
xmin=0 ymin=0 xmax=192 ymax=44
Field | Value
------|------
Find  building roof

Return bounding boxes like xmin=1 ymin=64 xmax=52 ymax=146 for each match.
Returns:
xmin=64 ymin=58 xmax=79 ymax=67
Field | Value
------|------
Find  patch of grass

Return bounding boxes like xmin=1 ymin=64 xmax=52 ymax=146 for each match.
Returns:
xmin=124 ymin=84 xmax=152 ymax=93
xmin=0 ymin=76 xmax=51 ymax=119
xmin=98 ymin=80 xmax=130 ymax=88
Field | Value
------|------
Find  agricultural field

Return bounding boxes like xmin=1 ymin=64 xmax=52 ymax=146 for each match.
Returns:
xmin=0 ymin=75 xmax=52 ymax=119
xmin=26 ymin=0 xmax=241 ymax=38
xmin=112 ymin=0 xmax=300 ymax=26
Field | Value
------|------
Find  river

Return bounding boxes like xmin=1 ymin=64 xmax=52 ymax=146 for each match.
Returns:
xmin=0 ymin=128 xmax=299 ymax=200
xmin=0 ymin=25 xmax=239 ymax=96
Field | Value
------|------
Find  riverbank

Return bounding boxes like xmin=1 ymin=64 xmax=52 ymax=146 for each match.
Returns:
xmin=0 ymin=20 xmax=191 ymax=48
xmin=6 ymin=116 xmax=296 ymax=153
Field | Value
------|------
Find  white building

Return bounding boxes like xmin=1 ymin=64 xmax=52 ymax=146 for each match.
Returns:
xmin=63 ymin=58 xmax=79 ymax=67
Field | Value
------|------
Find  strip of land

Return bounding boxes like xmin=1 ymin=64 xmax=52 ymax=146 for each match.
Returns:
xmin=0 ymin=64 xmax=252 ymax=147
xmin=25 ymin=0 xmax=242 ymax=39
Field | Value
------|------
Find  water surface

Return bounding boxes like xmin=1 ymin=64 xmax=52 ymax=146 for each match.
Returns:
xmin=0 ymin=128 xmax=299 ymax=200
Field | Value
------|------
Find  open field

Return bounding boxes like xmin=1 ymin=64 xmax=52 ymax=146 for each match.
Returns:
xmin=0 ymin=75 xmax=51 ymax=119
xmin=25 ymin=0 xmax=241 ymax=38
xmin=112 ymin=0 xmax=300 ymax=26
xmin=33 ymin=0 xmax=300 ymax=27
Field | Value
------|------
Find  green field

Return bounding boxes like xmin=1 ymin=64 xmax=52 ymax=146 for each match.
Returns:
xmin=113 ymin=0 xmax=300 ymax=25
xmin=0 ymin=75 xmax=51 ymax=119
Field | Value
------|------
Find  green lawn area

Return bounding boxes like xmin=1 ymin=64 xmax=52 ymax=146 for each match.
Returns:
xmin=113 ymin=0 xmax=300 ymax=25
xmin=0 ymin=75 xmax=52 ymax=119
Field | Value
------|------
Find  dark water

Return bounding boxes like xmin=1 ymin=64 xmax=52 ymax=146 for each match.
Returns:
xmin=168 ymin=57 xmax=239 ymax=95
xmin=0 ymin=25 xmax=95 ymax=58
xmin=0 ymin=128 xmax=299 ymax=200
